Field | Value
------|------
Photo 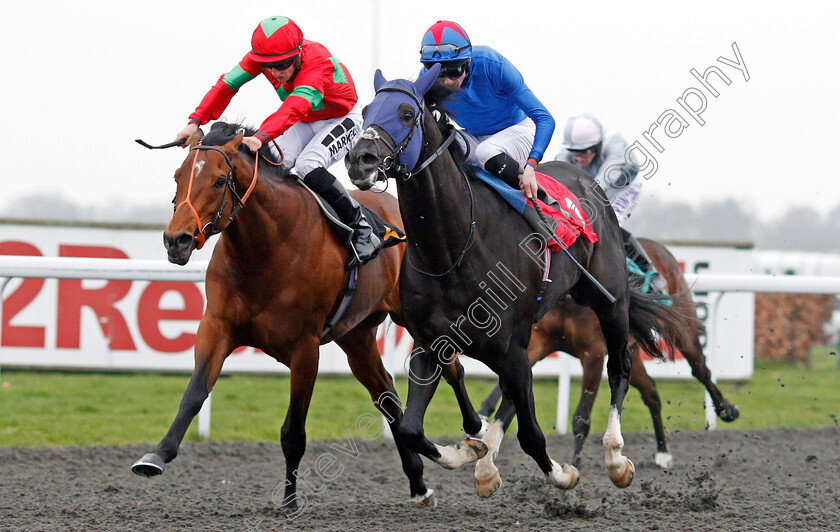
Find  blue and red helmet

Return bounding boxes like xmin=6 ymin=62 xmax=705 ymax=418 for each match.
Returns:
xmin=419 ymin=20 xmax=471 ymax=64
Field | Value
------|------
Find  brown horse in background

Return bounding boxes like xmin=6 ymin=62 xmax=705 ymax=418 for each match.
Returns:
xmin=478 ymin=238 xmax=740 ymax=468
xmin=131 ymin=121 xmax=437 ymax=511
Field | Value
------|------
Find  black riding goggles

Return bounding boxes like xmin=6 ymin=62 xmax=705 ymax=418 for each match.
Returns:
xmin=262 ymin=55 xmax=298 ymax=71
xmin=419 ymin=42 xmax=471 ymax=62
xmin=434 ymin=62 xmax=468 ymax=80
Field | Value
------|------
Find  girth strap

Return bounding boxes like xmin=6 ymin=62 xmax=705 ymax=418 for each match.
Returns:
xmin=321 ymin=266 xmax=359 ymax=340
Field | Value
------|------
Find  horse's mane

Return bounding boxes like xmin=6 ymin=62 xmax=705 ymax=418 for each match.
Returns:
xmin=202 ymin=121 xmax=289 ymax=180
xmin=427 ymin=106 xmax=477 ymax=181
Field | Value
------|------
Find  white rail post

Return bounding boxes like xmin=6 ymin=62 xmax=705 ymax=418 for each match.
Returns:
xmin=555 ymin=352 xmax=571 ymax=435
xmin=0 ymin=277 xmax=11 ymax=381
xmin=198 ymin=392 xmax=211 ymax=439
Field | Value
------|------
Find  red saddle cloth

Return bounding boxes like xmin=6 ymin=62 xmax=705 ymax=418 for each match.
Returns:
xmin=532 ymin=172 xmax=599 ymax=251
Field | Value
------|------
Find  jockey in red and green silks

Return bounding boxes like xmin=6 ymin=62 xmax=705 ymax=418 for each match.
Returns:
xmin=175 ymin=16 xmax=380 ymax=267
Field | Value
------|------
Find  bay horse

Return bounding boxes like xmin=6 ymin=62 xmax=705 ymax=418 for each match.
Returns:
xmin=130 ymin=121 xmax=438 ymax=510
xmin=477 ymin=237 xmax=740 ymax=470
xmin=346 ymin=66 xmax=687 ymax=496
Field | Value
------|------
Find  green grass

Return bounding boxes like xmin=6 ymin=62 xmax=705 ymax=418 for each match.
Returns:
xmin=1 ymin=347 xmax=838 ymax=447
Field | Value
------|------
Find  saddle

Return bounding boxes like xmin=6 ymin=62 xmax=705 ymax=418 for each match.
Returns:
xmin=296 ymin=179 xmax=406 ymax=252
xmin=470 ymin=166 xmax=598 ymax=251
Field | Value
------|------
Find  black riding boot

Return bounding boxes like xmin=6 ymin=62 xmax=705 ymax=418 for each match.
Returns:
xmin=620 ymin=228 xmax=668 ymax=293
xmin=303 ymin=167 xmax=381 ymax=267
xmin=484 ymin=153 xmax=522 ymax=188
xmin=485 ymin=153 xmax=561 ymax=208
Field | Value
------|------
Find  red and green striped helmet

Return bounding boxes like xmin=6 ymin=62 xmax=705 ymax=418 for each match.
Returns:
xmin=248 ymin=16 xmax=303 ymax=63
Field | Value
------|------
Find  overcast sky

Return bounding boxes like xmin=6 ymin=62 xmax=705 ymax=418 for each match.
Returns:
xmin=2 ymin=1 xmax=837 ymax=223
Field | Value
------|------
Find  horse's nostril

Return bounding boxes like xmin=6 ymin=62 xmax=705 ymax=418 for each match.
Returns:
xmin=176 ymin=233 xmax=194 ymax=249
xmin=360 ymin=153 xmax=379 ymax=168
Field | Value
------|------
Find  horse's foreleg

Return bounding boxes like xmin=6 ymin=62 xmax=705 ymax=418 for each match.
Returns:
xmin=628 ymin=345 xmax=672 ymax=468
xmin=600 ymin=307 xmax=635 ymax=488
xmin=399 ymin=348 xmax=487 ymax=469
xmin=441 ymin=358 xmax=486 ymax=437
xmin=682 ymin=334 xmax=740 ymax=422
xmin=132 ymin=317 xmax=232 ymax=477
xmin=337 ymin=327 xmax=434 ymax=508
xmin=497 ymin=351 xmax=579 ymax=491
xmin=275 ymin=338 xmax=321 ymax=514
xmin=474 ymin=393 xmax=516 ymax=497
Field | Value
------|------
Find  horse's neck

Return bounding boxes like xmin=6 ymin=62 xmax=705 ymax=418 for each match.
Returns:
xmin=220 ymin=169 xmax=307 ymax=267
xmin=397 ymin=120 xmax=473 ymax=270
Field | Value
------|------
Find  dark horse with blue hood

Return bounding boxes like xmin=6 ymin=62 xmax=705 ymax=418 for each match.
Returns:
xmin=347 ymin=65 xmax=686 ymax=498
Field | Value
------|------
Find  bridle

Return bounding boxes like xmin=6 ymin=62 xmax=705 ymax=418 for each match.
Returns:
xmin=362 ymin=85 xmax=475 ymax=277
xmin=178 ymin=143 xmax=258 ymax=249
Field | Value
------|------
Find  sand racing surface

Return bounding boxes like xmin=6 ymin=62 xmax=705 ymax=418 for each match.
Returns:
xmin=2 ymin=427 xmax=839 ymax=531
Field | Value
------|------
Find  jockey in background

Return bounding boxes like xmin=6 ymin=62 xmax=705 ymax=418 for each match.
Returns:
xmin=418 ymin=20 xmax=554 ymax=201
xmin=555 ymin=112 xmax=667 ymax=292
xmin=174 ymin=16 xmax=380 ymax=267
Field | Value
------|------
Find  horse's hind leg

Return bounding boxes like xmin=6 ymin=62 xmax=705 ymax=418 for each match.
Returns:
xmin=681 ymin=333 xmax=740 ymax=422
xmin=398 ymin=348 xmax=487 ymax=469
xmin=273 ymin=337 xmax=321 ymax=515
xmin=441 ymin=358 xmax=486 ymax=437
xmin=571 ymin=349 xmax=605 ymax=469
xmin=627 ymin=345 xmax=672 ymax=468
xmin=336 ymin=327 xmax=434 ymax=508
xmin=596 ymin=300 xmax=636 ymax=488
xmin=131 ymin=316 xmax=232 ymax=477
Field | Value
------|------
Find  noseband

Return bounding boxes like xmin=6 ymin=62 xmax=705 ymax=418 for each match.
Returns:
xmin=178 ymin=143 xmax=258 ymax=249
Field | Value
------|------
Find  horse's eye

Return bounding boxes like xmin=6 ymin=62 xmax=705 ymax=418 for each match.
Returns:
xmin=214 ymin=177 xmax=226 ymax=188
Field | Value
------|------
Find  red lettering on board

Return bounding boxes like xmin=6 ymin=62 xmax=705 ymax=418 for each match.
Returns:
xmin=57 ymin=245 xmax=136 ymax=350
xmin=0 ymin=241 xmax=46 ymax=347
xmin=137 ymin=282 xmax=203 ymax=352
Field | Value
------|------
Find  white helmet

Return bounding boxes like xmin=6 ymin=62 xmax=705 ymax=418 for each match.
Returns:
xmin=562 ymin=113 xmax=603 ymax=150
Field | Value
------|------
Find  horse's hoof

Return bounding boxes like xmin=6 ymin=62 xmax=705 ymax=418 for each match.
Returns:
xmin=411 ymin=488 xmax=437 ymax=508
xmin=563 ymin=464 xmax=580 ymax=490
xmin=131 ymin=453 xmax=165 ymax=477
xmin=654 ymin=452 xmax=674 ymax=469
xmin=475 ymin=470 xmax=502 ymax=498
xmin=545 ymin=460 xmax=579 ymax=490
xmin=609 ymin=458 xmax=634 ymax=488
xmin=719 ymin=404 xmax=740 ymax=422
xmin=458 ymin=437 xmax=488 ymax=460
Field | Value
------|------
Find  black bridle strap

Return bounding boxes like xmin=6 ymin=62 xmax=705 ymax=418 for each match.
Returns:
xmin=187 ymin=145 xmax=256 ymax=242
xmin=371 ymin=86 xmax=426 ymax=179
xmin=412 ymin=128 xmax=456 ymax=175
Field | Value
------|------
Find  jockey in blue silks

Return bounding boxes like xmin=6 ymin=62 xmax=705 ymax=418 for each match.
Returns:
xmin=418 ymin=20 xmax=554 ymax=201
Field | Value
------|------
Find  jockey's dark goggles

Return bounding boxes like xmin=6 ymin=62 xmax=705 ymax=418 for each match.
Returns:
xmin=434 ymin=63 xmax=468 ymax=80
xmin=419 ymin=43 xmax=471 ymax=62
xmin=262 ymin=56 xmax=297 ymax=71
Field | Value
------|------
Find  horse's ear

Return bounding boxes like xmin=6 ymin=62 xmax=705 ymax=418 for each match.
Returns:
xmin=415 ymin=63 xmax=441 ymax=97
xmin=188 ymin=128 xmax=205 ymax=149
xmin=222 ymin=131 xmax=244 ymax=155
xmin=373 ymin=69 xmax=387 ymax=91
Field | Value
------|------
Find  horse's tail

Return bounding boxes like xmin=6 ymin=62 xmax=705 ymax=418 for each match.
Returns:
xmin=627 ymin=289 xmax=691 ymax=361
